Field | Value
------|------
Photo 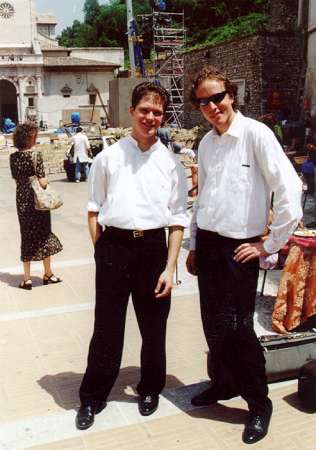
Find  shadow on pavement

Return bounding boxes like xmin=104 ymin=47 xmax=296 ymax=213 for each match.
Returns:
xmin=186 ymin=402 xmax=247 ymax=424
xmin=0 ymin=271 xmax=43 ymax=288
xmin=37 ymin=367 xmax=187 ymax=411
xmin=37 ymin=369 xmax=250 ymax=426
xmin=283 ymin=391 xmax=314 ymax=414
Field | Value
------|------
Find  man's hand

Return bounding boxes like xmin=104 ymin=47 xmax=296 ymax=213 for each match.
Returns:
xmin=234 ymin=241 xmax=268 ymax=263
xmin=154 ymin=269 xmax=173 ymax=298
xmin=186 ymin=250 xmax=198 ymax=275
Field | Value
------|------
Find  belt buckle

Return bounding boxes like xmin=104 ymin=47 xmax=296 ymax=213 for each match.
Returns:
xmin=133 ymin=230 xmax=144 ymax=238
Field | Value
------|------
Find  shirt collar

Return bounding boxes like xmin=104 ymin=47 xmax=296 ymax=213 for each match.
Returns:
xmin=210 ymin=110 xmax=244 ymax=139
xmin=127 ymin=134 xmax=160 ymax=154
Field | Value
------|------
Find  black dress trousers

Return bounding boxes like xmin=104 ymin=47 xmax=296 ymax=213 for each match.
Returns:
xmin=79 ymin=228 xmax=171 ymax=406
xmin=196 ymin=228 xmax=269 ymax=414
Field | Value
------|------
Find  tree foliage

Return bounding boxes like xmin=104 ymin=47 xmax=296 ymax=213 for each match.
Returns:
xmin=57 ymin=0 xmax=268 ymax=49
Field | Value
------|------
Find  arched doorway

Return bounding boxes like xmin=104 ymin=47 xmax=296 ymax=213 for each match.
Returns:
xmin=0 ymin=79 xmax=18 ymax=128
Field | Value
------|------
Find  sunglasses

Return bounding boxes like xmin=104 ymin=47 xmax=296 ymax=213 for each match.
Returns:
xmin=195 ymin=91 xmax=227 ymax=107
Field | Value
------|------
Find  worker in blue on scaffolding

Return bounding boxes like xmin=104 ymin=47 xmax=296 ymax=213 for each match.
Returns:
xmin=150 ymin=0 xmax=166 ymax=11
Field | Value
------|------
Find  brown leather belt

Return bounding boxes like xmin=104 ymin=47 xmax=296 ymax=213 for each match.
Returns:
xmin=104 ymin=226 xmax=164 ymax=240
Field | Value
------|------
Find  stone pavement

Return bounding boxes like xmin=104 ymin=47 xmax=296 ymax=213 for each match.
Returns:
xmin=0 ymin=162 xmax=315 ymax=450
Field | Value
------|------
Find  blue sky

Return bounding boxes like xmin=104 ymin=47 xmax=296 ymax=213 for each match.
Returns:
xmin=35 ymin=0 xmax=108 ymax=34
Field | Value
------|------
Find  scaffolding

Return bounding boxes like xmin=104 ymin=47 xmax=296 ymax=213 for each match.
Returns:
xmin=139 ymin=10 xmax=185 ymax=127
xmin=153 ymin=11 xmax=185 ymax=127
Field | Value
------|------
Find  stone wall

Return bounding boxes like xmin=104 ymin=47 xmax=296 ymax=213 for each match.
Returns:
xmin=265 ymin=0 xmax=299 ymax=32
xmin=33 ymin=141 xmax=67 ymax=175
xmin=183 ymin=35 xmax=264 ymax=129
xmin=183 ymin=0 xmax=303 ymax=129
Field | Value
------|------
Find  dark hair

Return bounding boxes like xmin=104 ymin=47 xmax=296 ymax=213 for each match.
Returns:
xmin=76 ymin=126 xmax=83 ymax=133
xmin=131 ymin=81 xmax=170 ymax=113
xmin=13 ymin=122 xmax=38 ymax=151
xmin=190 ymin=66 xmax=238 ymax=111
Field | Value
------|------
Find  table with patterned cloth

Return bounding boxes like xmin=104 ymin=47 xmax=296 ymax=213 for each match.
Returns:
xmin=272 ymin=235 xmax=316 ymax=334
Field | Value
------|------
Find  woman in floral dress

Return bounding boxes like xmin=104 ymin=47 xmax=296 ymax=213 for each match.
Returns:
xmin=10 ymin=122 xmax=63 ymax=290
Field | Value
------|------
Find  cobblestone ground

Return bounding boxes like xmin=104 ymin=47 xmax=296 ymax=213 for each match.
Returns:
xmin=0 ymin=163 xmax=315 ymax=450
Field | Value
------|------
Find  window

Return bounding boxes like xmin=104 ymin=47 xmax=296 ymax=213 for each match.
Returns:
xmin=28 ymin=97 xmax=34 ymax=107
xmin=89 ymin=94 xmax=96 ymax=105
xmin=61 ymin=84 xmax=72 ymax=98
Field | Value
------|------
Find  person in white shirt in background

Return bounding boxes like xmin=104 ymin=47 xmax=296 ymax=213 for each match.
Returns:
xmin=186 ymin=66 xmax=302 ymax=445
xmin=76 ymin=81 xmax=188 ymax=430
xmin=72 ymin=126 xmax=91 ymax=183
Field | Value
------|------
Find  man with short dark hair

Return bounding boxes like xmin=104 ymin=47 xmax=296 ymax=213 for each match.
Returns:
xmin=72 ymin=126 xmax=91 ymax=183
xmin=186 ymin=66 xmax=302 ymax=444
xmin=76 ymin=82 xmax=188 ymax=430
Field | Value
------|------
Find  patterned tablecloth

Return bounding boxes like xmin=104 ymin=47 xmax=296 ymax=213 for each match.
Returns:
xmin=272 ymin=235 xmax=316 ymax=333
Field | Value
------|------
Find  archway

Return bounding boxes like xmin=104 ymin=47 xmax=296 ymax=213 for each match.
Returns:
xmin=0 ymin=79 xmax=18 ymax=128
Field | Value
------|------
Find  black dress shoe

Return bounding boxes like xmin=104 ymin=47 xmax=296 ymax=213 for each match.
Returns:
xmin=242 ymin=401 xmax=273 ymax=444
xmin=75 ymin=402 xmax=106 ymax=430
xmin=138 ymin=395 xmax=159 ymax=416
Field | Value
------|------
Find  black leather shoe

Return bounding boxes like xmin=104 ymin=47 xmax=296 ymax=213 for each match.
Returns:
xmin=242 ymin=401 xmax=273 ymax=444
xmin=138 ymin=395 xmax=159 ymax=416
xmin=75 ymin=402 xmax=106 ymax=430
xmin=191 ymin=387 xmax=220 ymax=407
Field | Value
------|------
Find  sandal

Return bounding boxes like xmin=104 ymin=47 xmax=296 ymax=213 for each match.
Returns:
xmin=43 ymin=274 xmax=62 ymax=285
xmin=19 ymin=279 xmax=32 ymax=290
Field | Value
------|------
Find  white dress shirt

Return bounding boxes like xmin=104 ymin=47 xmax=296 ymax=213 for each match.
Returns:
xmin=72 ymin=132 xmax=90 ymax=163
xmin=190 ymin=111 xmax=302 ymax=253
xmin=87 ymin=135 xmax=188 ymax=230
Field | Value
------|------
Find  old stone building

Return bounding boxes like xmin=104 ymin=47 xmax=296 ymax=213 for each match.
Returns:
xmin=0 ymin=0 xmax=124 ymax=128
xmin=183 ymin=0 xmax=304 ymax=129
xmin=301 ymin=0 xmax=316 ymax=125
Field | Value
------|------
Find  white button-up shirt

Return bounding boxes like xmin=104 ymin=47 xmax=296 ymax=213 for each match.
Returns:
xmin=72 ymin=132 xmax=90 ymax=163
xmin=87 ymin=135 xmax=188 ymax=230
xmin=190 ymin=111 xmax=302 ymax=253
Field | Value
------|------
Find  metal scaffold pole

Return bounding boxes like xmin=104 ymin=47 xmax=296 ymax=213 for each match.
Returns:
xmin=126 ymin=0 xmax=136 ymax=76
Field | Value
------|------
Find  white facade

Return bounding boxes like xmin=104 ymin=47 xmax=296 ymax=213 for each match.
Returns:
xmin=0 ymin=0 xmax=35 ymax=46
xmin=0 ymin=0 xmax=123 ymax=128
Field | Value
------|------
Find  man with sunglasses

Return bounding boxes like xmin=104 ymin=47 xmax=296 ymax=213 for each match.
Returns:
xmin=186 ymin=66 xmax=302 ymax=444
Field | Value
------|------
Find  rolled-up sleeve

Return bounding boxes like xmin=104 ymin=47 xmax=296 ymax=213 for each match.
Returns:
xmin=87 ymin=153 xmax=107 ymax=212
xmin=168 ymin=160 xmax=189 ymax=227
xmin=256 ymin=128 xmax=303 ymax=254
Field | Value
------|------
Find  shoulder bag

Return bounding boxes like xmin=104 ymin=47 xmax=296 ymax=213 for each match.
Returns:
xmin=30 ymin=151 xmax=63 ymax=211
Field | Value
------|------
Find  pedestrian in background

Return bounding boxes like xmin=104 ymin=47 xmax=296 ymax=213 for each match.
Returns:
xmin=72 ymin=126 xmax=91 ymax=183
xmin=10 ymin=122 xmax=62 ymax=290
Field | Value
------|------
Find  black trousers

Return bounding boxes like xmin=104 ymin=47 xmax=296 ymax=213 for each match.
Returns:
xmin=79 ymin=227 xmax=170 ymax=406
xmin=196 ymin=228 xmax=269 ymax=413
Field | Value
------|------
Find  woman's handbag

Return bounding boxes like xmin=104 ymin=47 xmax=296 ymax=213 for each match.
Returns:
xmin=30 ymin=152 xmax=63 ymax=211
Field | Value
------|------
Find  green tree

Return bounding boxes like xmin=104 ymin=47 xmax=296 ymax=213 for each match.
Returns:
xmin=84 ymin=0 xmax=101 ymax=26
xmin=58 ymin=0 xmax=152 ymax=48
xmin=57 ymin=0 xmax=268 ymax=49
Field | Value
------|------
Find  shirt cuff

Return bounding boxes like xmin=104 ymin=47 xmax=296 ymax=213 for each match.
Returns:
xmin=87 ymin=200 xmax=100 ymax=212
xmin=168 ymin=213 xmax=189 ymax=228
